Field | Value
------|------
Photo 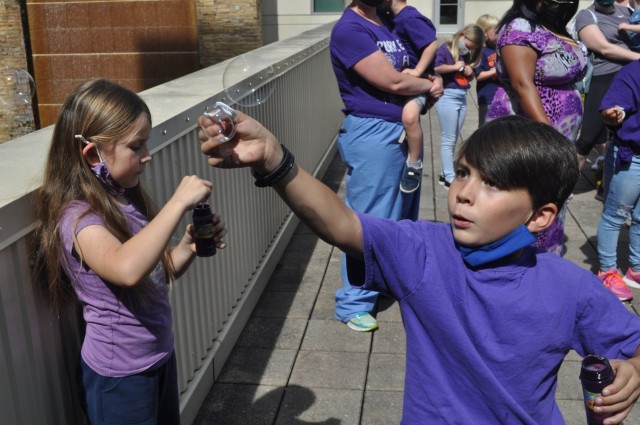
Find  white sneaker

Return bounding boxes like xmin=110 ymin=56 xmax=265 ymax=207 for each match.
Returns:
xmin=591 ymin=155 xmax=604 ymax=170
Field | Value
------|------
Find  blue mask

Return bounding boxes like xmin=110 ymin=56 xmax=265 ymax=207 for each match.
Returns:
xmin=457 ymin=224 xmax=536 ymax=267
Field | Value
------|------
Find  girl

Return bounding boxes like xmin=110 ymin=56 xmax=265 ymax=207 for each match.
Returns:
xmin=31 ymin=79 xmax=226 ymax=425
xmin=434 ymin=24 xmax=484 ymax=187
xmin=474 ymin=14 xmax=500 ymax=127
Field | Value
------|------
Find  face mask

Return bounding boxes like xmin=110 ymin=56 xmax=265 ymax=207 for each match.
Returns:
xmin=359 ymin=0 xmax=385 ymax=7
xmin=457 ymin=224 xmax=536 ymax=267
xmin=538 ymin=0 xmax=579 ymax=33
xmin=76 ymin=135 xmax=125 ymax=197
xmin=458 ymin=39 xmax=470 ymax=57
xmin=595 ymin=0 xmax=615 ymax=7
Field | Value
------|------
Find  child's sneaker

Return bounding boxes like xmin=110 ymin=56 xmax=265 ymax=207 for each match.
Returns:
xmin=624 ymin=268 xmax=640 ymax=289
xmin=347 ymin=312 xmax=378 ymax=332
xmin=400 ymin=165 xmax=422 ymax=194
xmin=598 ymin=269 xmax=634 ymax=301
xmin=591 ymin=155 xmax=605 ymax=170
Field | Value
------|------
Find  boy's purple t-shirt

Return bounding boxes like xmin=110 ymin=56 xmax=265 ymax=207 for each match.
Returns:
xmin=59 ymin=200 xmax=174 ymax=377
xmin=391 ymin=5 xmax=437 ymax=76
xmin=435 ymin=43 xmax=471 ymax=90
xmin=349 ymin=213 xmax=640 ymax=424
xmin=330 ymin=8 xmax=409 ymax=122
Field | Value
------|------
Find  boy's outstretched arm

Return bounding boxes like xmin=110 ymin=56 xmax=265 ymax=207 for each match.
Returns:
xmin=197 ymin=111 xmax=364 ymax=259
xmin=595 ymin=349 xmax=640 ymax=424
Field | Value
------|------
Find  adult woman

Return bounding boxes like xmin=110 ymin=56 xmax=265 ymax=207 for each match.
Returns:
xmin=486 ymin=0 xmax=587 ymax=255
xmin=330 ymin=0 xmax=442 ymax=331
xmin=574 ymin=0 xmax=640 ymax=173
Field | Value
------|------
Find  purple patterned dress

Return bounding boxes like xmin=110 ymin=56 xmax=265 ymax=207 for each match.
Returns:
xmin=487 ymin=18 xmax=587 ymax=255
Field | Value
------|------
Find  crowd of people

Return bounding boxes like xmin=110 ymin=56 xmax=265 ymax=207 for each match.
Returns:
xmin=28 ymin=0 xmax=640 ymax=423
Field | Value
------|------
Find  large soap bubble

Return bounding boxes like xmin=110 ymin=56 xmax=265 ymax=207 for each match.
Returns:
xmin=0 ymin=68 xmax=35 ymax=106
xmin=222 ymin=54 xmax=276 ymax=107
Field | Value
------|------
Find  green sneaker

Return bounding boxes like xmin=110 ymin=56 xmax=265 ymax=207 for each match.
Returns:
xmin=347 ymin=312 xmax=378 ymax=332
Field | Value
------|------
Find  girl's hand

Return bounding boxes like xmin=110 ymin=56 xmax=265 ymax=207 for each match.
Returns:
xmin=620 ymin=23 xmax=630 ymax=31
xmin=198 ymin=110 xmax=283 ymax=176
xmin=593 ymin=358 xmax=640 ymax=424
xmin=171 ymin=175 xmax=213 ymax=211
xmin=454 ymin=60 xmax=465 ymax=71
xmin=184 ymin=213 xmax=227 ymax=252
xmin=462 ymin=65 xmax=474 ymax=78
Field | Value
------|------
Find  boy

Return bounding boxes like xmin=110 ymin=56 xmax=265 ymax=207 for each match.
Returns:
xmin=381 ymin=0 xmax=439 ymax=194
xmin=198 ymin=113 xmax=640 ymax=423
xmin=474 ymin=14 xmax=500 ymax=127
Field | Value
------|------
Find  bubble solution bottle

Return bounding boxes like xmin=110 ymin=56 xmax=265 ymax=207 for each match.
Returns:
xmin=580 ymin=354 xmax=615 ymax=425
xmin=192 ymin=204 xmax=216 ymax=257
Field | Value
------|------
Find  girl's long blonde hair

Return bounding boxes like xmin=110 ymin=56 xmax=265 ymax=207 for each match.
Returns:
xmin=31 ymin=78 xmax=175 ymax=310
xmin=447 ymin=24 xmax=485 ymax=68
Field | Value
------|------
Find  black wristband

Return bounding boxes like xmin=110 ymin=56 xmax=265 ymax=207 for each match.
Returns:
xmin=252 ymin=144 xmax=295 ymax=187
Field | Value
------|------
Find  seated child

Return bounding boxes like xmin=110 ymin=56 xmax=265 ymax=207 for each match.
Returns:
xmin=198 ymin=113 xmax=640 ymax=423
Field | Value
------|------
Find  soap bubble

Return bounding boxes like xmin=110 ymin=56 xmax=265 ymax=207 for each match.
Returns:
xmin=222 ymin=54 xmax=276 ymax=107
xmin=0 ymin=68 xmax=35 ymax=106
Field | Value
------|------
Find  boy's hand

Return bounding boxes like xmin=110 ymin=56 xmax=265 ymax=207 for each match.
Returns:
xmin=197 ymin=110 xmax=283 ymax=175
xmin=601 ymin=106 xmax=625 ymax=126
xmin=620 ymin=23 xmax=630 ymax=31
xmin=594 ymin=357 xmax=640 ymax=424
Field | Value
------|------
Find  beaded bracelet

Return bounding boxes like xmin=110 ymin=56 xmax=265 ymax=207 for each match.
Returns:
xmin=252 ymin=144 xmax=295 ymax=187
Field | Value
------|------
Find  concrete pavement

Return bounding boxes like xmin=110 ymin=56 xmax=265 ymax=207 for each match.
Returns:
xmin=193 ymin=90 xmax=640 ymax=425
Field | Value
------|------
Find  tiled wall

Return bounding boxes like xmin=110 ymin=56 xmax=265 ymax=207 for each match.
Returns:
xmin=27 ymin=0 xmax=199 ymax=126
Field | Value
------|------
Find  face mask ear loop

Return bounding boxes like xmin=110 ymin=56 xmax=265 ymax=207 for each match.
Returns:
xmin=76 ymin=134 xmax=104 ymax=163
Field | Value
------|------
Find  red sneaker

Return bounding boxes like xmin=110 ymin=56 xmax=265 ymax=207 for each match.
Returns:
xmin=598 ymin=269 xmax=633 ymax=301
xmin=624 ymin=268 xmax=640 ymax=290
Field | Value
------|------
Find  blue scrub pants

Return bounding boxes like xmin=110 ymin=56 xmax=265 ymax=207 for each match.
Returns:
xmin=335 ymin=115 xmax=420 ymax=322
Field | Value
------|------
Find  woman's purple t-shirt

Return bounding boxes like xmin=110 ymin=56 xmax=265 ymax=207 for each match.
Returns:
xmin=59 ymin=200 xmax=174 ymax=377
xmin=330 ymin=8 xmax=409 ymax=122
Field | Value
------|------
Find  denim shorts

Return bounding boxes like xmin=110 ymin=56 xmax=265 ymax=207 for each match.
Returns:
xmin=79 ymin=352 xmax=180 ymax=425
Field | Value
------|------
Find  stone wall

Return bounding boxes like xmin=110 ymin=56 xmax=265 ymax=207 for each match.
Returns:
xmin=0 ymin=0 xmax=36 ymax=144
xmin=197 ymin=0 xmax=263 ymax=67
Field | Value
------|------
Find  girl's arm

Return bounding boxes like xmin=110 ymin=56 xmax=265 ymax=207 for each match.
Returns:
xmin=353 ymin=50 xmax=441 ymax=97
xmin=75 ymin=176 xmax=213 ymax=287
xmin=476 ymin=68 xmax=497 ymax=82
xmin=197 ymin=112 xmax=364 ymax=259
xmin=434 ymin=60 xmax=466 ymax=75
xmin=499 ymin=44 xmax=551 ymax=124
xmin=579 ymin=24 xmax=640 ymax=62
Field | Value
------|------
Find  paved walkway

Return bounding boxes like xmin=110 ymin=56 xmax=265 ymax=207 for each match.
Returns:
xmin=193 ymin=91 xmax=640 ymax=424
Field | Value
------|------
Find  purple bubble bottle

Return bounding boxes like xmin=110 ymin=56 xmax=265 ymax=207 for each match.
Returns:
xmin=580 ymin=354 xmax=615 ymax=425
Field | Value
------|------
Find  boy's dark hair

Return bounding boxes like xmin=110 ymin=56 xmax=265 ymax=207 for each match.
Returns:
xmin=456 ymin=116 xmax=579 ymax=211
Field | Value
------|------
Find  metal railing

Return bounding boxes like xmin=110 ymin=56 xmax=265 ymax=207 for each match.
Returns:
xmin=0 ymin=23 xmax=343 ymax=425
